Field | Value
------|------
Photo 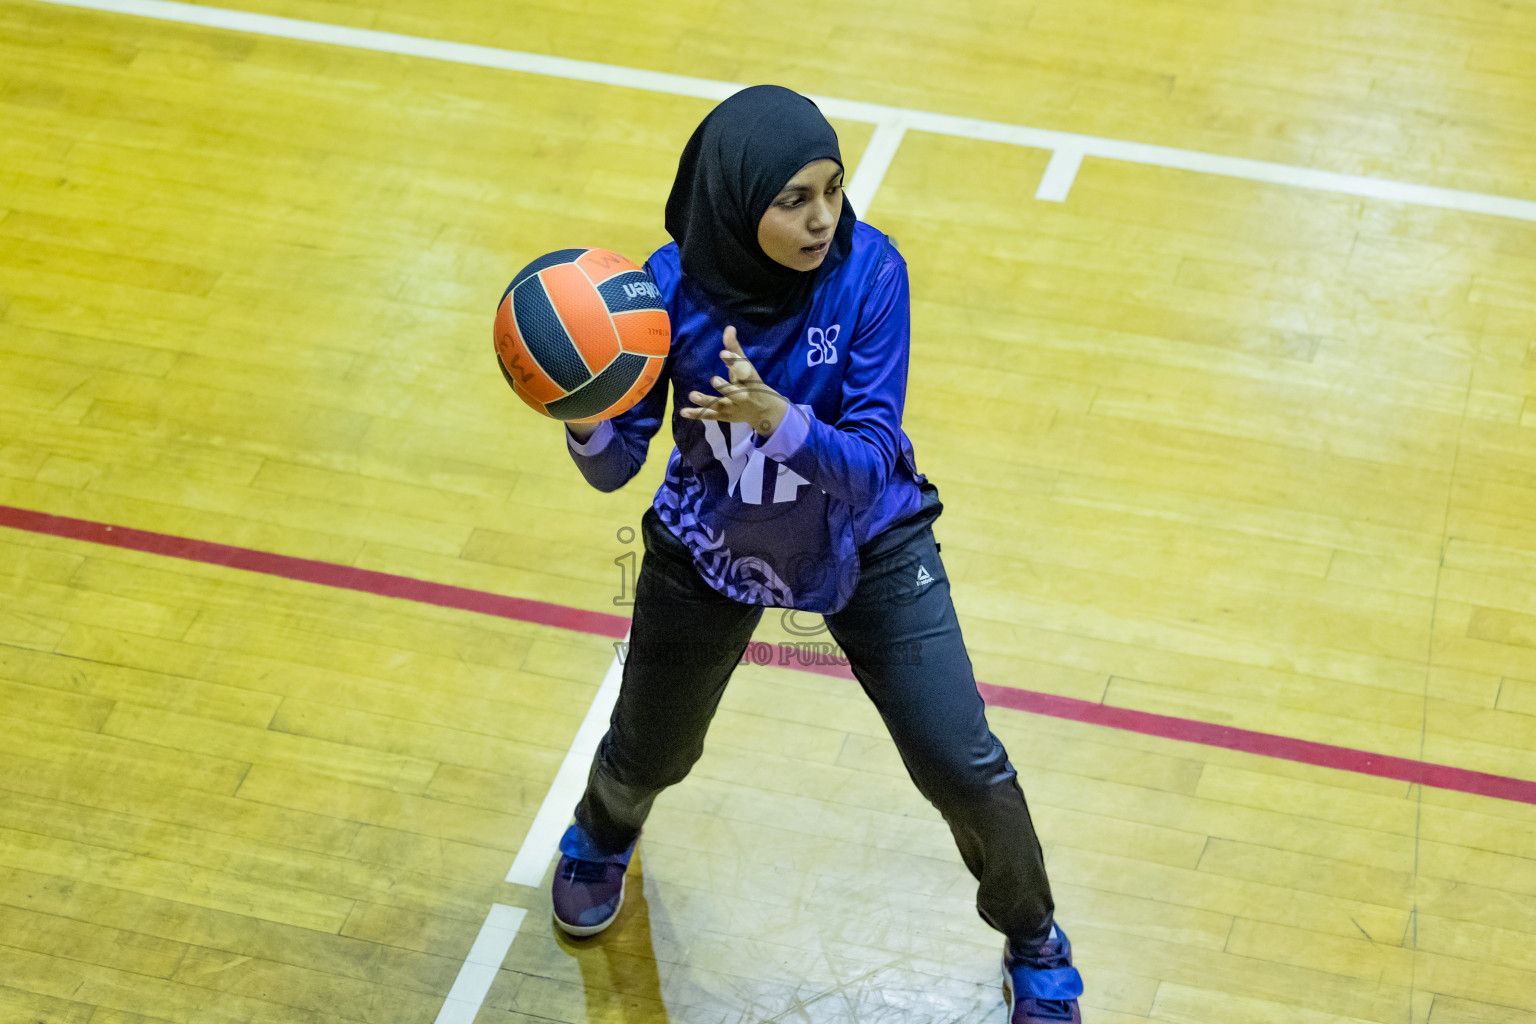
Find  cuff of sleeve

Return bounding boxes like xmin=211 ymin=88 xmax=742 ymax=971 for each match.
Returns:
xmin=566 ymin=419 xmax=615 ymax=456
xmin=754 ymin=405 xmax=809 ymax=462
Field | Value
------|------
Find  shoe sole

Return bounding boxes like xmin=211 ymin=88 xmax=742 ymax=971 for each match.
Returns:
xmin=552 ymin=876 xmax=626 ymax=938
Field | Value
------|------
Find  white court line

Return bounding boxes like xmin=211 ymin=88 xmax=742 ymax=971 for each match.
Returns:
xmin=431 ymin=904 xmax=527 ymax=1024
xmin=25 ymin=0 xmax=1536 ymax=222
xmin=429 ymin=636 xmax=627 ymax=1021
xmin=505 ymin=636 xmax=628 ymax=886
xmin=1034 ymin=148 xmax=1083 ymax=203
xmin=844 ymin=116 xmax=907 ymax=216
xmin=33 ymin=0 xmax=741 ymax=102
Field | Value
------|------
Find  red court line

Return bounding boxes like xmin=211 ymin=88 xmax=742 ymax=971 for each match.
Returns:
xmin=5 ymin=502 xmax=1534 ymax=807
xmin=0 ymin=504 xmax=628 ymax=640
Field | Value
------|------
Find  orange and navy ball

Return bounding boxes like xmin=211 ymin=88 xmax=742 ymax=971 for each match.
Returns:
xmin=493 ymin=248 xmax=670 ymax=422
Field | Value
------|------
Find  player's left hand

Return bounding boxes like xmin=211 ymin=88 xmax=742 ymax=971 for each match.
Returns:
xmin=681 ymin=326 xmax=789 ymax=438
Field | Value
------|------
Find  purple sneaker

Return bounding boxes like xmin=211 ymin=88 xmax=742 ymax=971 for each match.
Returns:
xmin=550 ymin=822 xmax=637 ymax=937
xmin=1004 ymin=924 xmax=1083 ymax=1023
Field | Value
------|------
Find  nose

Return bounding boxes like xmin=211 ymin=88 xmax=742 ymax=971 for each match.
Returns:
xmin=807 ymin=196 xmax=835 ymax=233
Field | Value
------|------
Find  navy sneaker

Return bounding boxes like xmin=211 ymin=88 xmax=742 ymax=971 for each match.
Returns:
xmin=1003 ymin=924 xmax=1083 ymax=1023
xmin=550 ymin=822 xmax=637 ymax=937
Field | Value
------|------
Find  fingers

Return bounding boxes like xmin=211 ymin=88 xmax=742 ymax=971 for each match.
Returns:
xmin=722 ymin=351 xmax=756 ymax=383
xmin=682 ymin=329 xmax=776 ymax=423
xmin=683 ymin=390 xmax=729 ymax=420
xmin=720 ymin=325 xmax=759 ymax=383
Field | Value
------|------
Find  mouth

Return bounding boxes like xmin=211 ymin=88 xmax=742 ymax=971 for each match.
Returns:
xmin=801 ymin=239 xmax=830 ymax=257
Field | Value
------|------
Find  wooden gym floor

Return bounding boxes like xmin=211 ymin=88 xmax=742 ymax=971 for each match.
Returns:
xmin=2 ymin=0 xmax=1535 ymax=1021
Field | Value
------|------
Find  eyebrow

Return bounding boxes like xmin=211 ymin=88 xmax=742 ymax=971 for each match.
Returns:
xmin=776 ymin=170 xmax=845 ymax=197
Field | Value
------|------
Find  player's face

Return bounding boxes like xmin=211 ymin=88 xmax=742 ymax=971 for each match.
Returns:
xmin=757 ymin=159 xmax=844 ymax=271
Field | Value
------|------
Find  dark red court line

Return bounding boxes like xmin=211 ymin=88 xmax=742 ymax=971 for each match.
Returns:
xmin=5 ymin=502 xmax=1534 ymax=807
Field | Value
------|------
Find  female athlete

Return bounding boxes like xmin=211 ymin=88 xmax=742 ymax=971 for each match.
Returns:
xmin=552 ymin=84 xmax=1083 ymax=1024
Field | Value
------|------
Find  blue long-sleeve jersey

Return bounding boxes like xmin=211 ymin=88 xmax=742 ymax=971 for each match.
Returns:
xmin=565 ymin=220 xmax=927 ymax=615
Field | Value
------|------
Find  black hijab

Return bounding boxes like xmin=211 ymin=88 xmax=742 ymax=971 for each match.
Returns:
xmin=664 ymin=85 xmax=858 ymax=326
